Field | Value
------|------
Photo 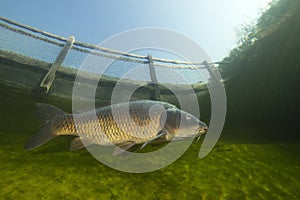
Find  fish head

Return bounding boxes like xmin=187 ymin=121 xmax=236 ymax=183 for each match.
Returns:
xmin=162 ymin=108 xmax=208 ymax=140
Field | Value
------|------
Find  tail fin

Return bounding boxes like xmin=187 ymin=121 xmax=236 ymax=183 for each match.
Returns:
xmin=24 ymin=123 xmax=56 ymax=149
xmin=24 ymin=103 xmax=66 ymax=150
xmin=35 ymin=103 xmax=65 ymax=122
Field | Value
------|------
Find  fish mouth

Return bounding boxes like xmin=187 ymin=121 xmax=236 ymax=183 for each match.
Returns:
xmin=198 ymin=121 xmax=208 ymax=135
xmin=198 ymin=126 xmax=208 ymax=135
xmin=195 ymin=126 xmax=208 ymax=141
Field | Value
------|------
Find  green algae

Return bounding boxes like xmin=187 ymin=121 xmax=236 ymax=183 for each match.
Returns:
xmin=0 ymin=83 xmax=299 ymax=200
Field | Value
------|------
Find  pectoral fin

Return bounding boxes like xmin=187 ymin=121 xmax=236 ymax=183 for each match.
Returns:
xmin=113 ymin=141 xmax=136 ymax=156
xmin=70 ymin=137 xmax=85 ymax=151
xmin=141 ymin=131 xmax=166 ymax=150
xmin=70 ymin=137 xmax=93 ymax=151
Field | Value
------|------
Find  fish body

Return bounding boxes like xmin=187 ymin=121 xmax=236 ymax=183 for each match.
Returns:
xmin=24 ymin=100 xmax=208 ymax=153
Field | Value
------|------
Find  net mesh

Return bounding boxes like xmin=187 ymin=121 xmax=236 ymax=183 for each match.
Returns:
xmin=0 ymin=20 xmax=209 ymax=84
xmin=0 ymin=26 xmax=62 ymax=63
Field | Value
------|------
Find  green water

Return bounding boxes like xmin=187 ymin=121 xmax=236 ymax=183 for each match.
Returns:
xmin=0 ymin=84 xmax=299 ymax=200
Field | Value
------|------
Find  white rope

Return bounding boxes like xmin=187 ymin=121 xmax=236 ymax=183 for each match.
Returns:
xmin=0 ymin=17 xmax=230 ymax=69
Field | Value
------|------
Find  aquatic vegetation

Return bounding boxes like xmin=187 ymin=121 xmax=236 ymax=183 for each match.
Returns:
xmin=220 ymin=0 xmax=300 ymax=137
xmin=0 ymin=83 xmax=299 ymax=199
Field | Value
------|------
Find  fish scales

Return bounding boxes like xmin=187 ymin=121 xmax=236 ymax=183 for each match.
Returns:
xmin=24 ymin=100 xmax=208 ymax=151
xmin=53 ymin=101 xmax=165 ymax=145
